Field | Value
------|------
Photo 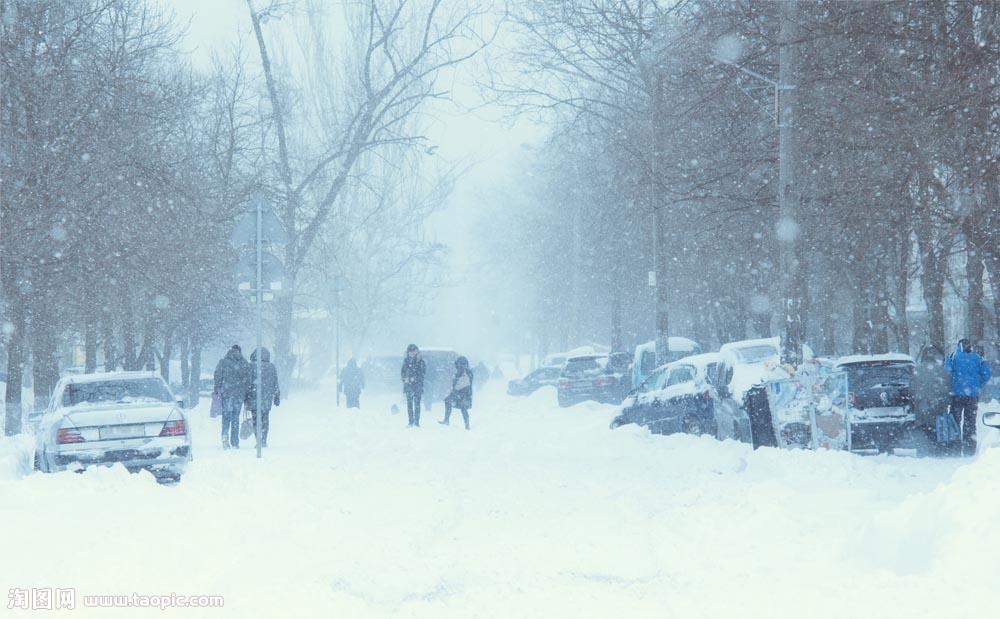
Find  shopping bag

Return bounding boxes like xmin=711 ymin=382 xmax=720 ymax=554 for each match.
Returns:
xmin=240 ymin=410 xmax=255 ymax=441
xmin=935 ymin=411 xmax=959 ymax=444
xmin=210 ymin=393 xmax=223 ymax=418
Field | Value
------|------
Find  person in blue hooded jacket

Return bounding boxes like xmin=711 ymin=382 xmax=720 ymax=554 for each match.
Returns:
xmin=944 ymin=338 xmax=992 ymax=453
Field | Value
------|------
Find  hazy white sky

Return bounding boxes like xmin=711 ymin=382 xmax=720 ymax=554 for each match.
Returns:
xmin=167 ymin=0 xmax=542 ymax=360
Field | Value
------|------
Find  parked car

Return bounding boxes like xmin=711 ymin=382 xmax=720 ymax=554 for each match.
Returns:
xmin=557 ymin=354 xmax=628 ymax=407
xmin=835 ymin=354 xmax=915 ymax=453
xmin=613 ymin=353 xmax=748 ymax=441
xmin=508 ymin=366 xmax=561 ymax=396
xmin=631 ymin=337 xmax=702 ymax=390
xmin=33 ymin=372 xmax=192 ymax=483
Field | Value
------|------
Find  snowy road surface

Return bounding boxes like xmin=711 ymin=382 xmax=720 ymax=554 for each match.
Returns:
xmin=2 ymin=382 xmax=999 ymax=618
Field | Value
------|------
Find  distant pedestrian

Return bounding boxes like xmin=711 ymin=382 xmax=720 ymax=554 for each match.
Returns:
xmin=245 ymin=347 xmax=280 ymax=448
xmin=944 ymin=338 xmax=992 ymax=454
xmin=340 ymin=358 xmax=365 ymax=409
xmin=440 ymin=356 xmax=474 ymax=430
xmin=214 ymin=345 xmax=251 ymax=449
xmin=401 ymin=344 xmax=426 ymax=427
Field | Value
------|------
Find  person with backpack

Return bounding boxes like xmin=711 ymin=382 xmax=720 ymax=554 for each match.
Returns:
xmin=401 ymin=344 xmax=426 ymax=427
xmin=340 ymin=358 xmax=365 ymax=409
xmin=214 ymin=345 xmax=251 ymax=449
xmin=245 ymin=347 xmax=280 ymax=448
xmin=944 ymin=338 xmax=992 ymax=454
xmin=440 ymin=356 xmax=474 ymax=430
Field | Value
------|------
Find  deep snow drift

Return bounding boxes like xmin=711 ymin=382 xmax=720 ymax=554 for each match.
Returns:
xmin=2 ymin=381 xmax=999 ymax=618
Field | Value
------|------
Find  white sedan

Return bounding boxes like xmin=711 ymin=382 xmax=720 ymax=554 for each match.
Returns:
xmin=33 ymin=372 xmax=192 ymax=482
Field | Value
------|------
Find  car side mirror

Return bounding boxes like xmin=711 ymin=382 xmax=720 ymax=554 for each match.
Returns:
xmin=983 ymin=412 xmax=1000 ymax=428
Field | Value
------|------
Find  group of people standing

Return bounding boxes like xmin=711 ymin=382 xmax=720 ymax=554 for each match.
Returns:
xmin=401 ymin=344 xmax=474 ymax=430
xmin=213 ymin=344 xmax=281 ymax=449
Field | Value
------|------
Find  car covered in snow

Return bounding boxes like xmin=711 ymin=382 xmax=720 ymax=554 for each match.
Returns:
xmin=630 ymin=337 xmax=702 ymax=390
xmin=557 ymin=354 xmax=629 ymax=407
xmin=835 ymin=354 xmax=915 ymax=453
xmin=611 ymin=353 xmax=747 ymax=441
xmin=508 ymin=366 xmax=561 ymax=396
xmin=33 ymin=372 xmax=192 ymax=483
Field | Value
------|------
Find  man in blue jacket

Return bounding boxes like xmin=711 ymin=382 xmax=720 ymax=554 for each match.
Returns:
xmin=944 ymin=338 xmax=993 ymax=454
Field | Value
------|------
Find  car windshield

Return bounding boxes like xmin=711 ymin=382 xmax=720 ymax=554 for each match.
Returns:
xmin=843 ymin=363 xmax=913 ymax=390
xmin=562 ymin=357 xmax=606 ymax=378
xmin=62 ymin=378 xmax=173 ymax=407
xmin=733 ymin=345 xmax=778 ymax=364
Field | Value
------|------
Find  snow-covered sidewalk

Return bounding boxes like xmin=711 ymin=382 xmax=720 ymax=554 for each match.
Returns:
xmin=2 ymin=382 xmax=998 ymax=618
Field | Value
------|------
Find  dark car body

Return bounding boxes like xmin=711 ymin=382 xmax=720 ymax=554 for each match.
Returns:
xmin=836 ymin=355 xmax=915 ymax=453
xmin=557 ymin=355 xmax=628 ymax=407
xmin=508 ymin=366 xmax=561 ymax=396
xmin=611 ymin=358 xmax=722 ymax=438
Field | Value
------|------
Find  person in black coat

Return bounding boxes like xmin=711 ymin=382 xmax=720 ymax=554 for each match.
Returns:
xmin=245 ymin=347 xmax=280 ymax=448
xmin=440 ymin=356 xmax=474 ymax=430
xmin=401 ymin=344 xmax=426 ymax=427
xmin=214 ymin=345 xmax=251 ymax=449
xmin=340 ymin=358 xmax=365 ymax=409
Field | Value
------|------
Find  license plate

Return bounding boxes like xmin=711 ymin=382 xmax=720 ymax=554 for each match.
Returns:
xmin=99 ymin=424 xmax=145 ymax=440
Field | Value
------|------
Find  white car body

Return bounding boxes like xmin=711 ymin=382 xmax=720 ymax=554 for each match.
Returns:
xmin=718 ymin=337 xmax=787 ymax=401
xmin=33 ymin=372 xmax=192 ymax=481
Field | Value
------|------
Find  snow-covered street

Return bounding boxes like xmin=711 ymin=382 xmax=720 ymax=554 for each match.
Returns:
xmin=3 ymin=382 xmax=999 ymax=618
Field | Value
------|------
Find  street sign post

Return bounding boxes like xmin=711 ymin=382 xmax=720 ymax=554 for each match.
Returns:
xmin=231 ymin=192 xmax=287 ymax=460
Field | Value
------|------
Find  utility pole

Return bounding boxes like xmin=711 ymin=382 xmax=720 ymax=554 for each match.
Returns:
xmin=652 ymin=70 xmax=670 ymax=364
xmin=778 ymin=0 xmax=802 ymax=365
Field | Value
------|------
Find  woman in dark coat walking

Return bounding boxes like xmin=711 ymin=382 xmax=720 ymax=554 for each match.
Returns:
xmin=401 ymin=344 xmax=426 ymax=427
xmin=246 ymin=348 xmax=280 ymax=447
xmin=440 ymin=356 xmax=474 ymax=430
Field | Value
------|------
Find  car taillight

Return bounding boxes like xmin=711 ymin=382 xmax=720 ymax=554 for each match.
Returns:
xmin=57 ymin=428 xmax=85 ymax=444
xmin=159 ymin=419 xmax=186 ymax=437
xmin=594 ymin=376 xmax=615 ymax=387
xmin=701 ymin=390 xmax=712 ymax=401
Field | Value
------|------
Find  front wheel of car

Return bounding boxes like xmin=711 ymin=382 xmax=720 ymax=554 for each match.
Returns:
xmin=683 ymin=416 xmax=704 ymax=436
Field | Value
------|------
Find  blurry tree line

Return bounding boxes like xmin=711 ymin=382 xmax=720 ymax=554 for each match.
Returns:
xmin=1 ymin=0 xmax=485 ymax=435
xmin=487 ymin=0 xmax=999 ymax=361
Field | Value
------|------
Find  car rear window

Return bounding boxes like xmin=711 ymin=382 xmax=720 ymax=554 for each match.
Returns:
xmin=843 ymin=363 xmax=913 ymax=391
xmin=733 ymin=345 xmax=778 ymax=363
xmin=562 ymin=357 xmax=607 ymax=378
xmin=62 ymin=378 xmax=173 ymax=407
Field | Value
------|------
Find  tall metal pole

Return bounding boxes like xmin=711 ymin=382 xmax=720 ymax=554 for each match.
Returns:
xmin=652 ymin=70 xmax=669 ymax=364
xmin=255 ymin=196 xmax=263 ymax=459
xmin=778 ymin=0 xmax=802 ymax=365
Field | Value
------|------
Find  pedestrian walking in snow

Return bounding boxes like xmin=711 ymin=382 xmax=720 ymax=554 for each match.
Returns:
xmin=245 ymin=348 xmax=280 ymax=448
xmin=440 ymin=356 xmax=474 ymax=430
xmin=214 ymin=345 xmax=251 ymax=449
xmin=401 ymin=344 xmax=426 ymax=427
xmin=944 ymin=338 xmax=992 ymax=455
xmin=340 ymin=358 xmax=365 ymax=409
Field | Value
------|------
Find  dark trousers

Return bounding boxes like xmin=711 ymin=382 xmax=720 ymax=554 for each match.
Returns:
xmin=221 ymin=397 xmax=242 ymax=447
xmin=950 ymin=395 xmax=978 ymax=453
xmin=406 ymin=392 xmax=421 ymax=426
xmin=345 ymin=390 xmax=361 ymax=409
xmin=250 ymin=406 xmax=271 ymax=445
xmin=443 ymin=394 xmax=470 ymax=429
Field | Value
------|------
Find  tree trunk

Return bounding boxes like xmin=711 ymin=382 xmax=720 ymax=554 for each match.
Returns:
xmin=4 ymin=300 xmax=27 ymax=436
xmin=893 ymin=229 xmax=911 ymax=354
xmin=30 ymin=306 xmax=59 ymax=414
xmin=965 ymin=237 xmax=985 ymax=345
xmin=187 ymin=340 xmax=202 ymax=409
xmin=122 ymin=299 xmax=137 ymax=370
xmin=84 ymin=314 xmax=97 ymax=373
xmin=102 ymin=315 xmax=117 ymax=371
xmin=160 ymin=329 xmax=173 ymax=384
xmin=180 ymin=336 xmax=190 ymax=388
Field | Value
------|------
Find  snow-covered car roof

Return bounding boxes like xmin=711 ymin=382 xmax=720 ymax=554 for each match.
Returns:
xmin=635 ymin=337 xmax=700 ymax=354
xmin=56 ymin=371 xmax=164 ymax=385
xmin=835 ymin=353 xmax=914 ymax=367
xmin=565 ymin=354 xmax=609 ymax=363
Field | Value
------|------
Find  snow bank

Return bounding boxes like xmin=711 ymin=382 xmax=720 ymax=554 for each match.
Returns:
xmin=1 ymin=380 xmax=997 ymax=618
xmin=0 ymin=433 xmax=35 ymax=481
